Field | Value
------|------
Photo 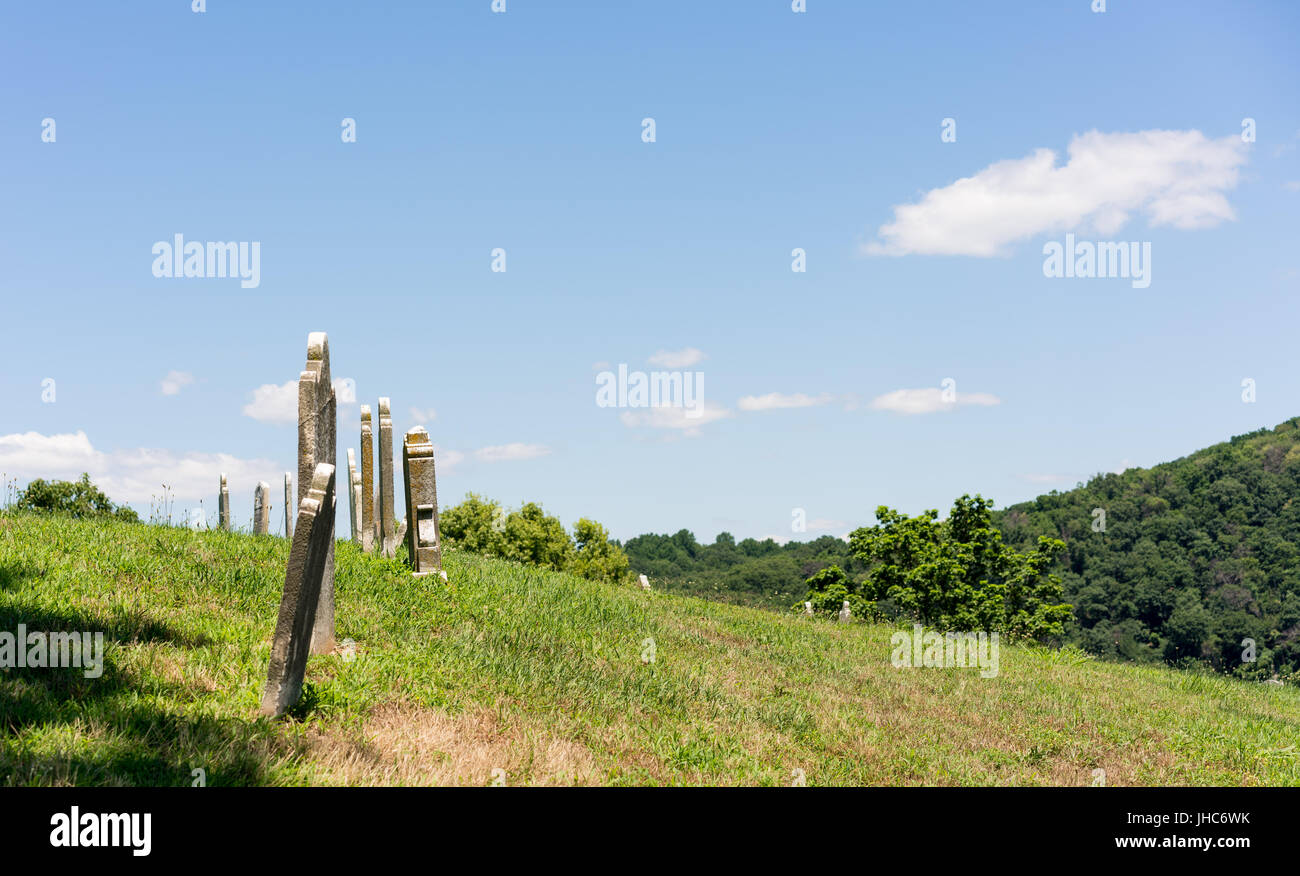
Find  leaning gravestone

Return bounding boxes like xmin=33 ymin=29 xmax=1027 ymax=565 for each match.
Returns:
xmin=260 ymin=462 xmax=337 ymax=718
xmin=219 ymin=474 xmax=231 ymax=531
xmin=253 ymin=481 xmax=270 ymax=534
xmin=402 ymin=426 xmax=444 ymax=577
xmin=346 ymin=448 xmax=361 ymax=545
xmin=298 ymin=332 xmax=337 ymax=654
xmin=283 ymin=472 xmax=293 ymax=539
xmin=638 ymin=574 xmax=651 ymax=591
xmin=360 ymin=405 xmax=376 ymax=553
xmin=377 ymin=397 xmax=397 ymax=558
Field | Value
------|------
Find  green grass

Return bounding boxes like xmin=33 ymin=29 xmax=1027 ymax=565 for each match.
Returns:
xmin=2 ymin=510 xmax=1298 ymax=786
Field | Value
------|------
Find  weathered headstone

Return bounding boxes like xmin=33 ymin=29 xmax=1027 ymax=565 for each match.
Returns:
xmin=283 ymin=472 xmax=293 ymax=539
xmin=218 ymin=474 xmax=231 ymax=531
xmin=804 ymin=601 xmax=813 ymax=616
xmin=298 ymin=332 xmax=337 ymax=654
xmin=838 ymin=600 xmax=852 ymax=623
xmin=401 ymin=426 xmax=444 ymax=577
xmin=346 ymin=448 xmax=361 ymax=545
xmin=260 ymin=462 xmax=337 ymax=718
xmin=253 ymin=481 xmax=270 ymax=534
xmin=360 ymin=405 xmax=375 ymax=553
xmin=377 ymin=397 xmax=397 ymax=558
xmin=638 ymin=574 xmax=651 ymax=591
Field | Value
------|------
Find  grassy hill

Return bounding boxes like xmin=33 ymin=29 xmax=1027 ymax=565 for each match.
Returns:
xmin=2 ymin=510 xmax=1299 ymax=786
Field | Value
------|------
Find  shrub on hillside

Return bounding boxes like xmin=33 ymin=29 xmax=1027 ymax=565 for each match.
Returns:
xmin=15 ymin=473 xmax=140 ymax=523
xmin=805 ymin=495 xmax=1071 ymax=642
xmin=440 ymin=494 xmax=631 ymax=584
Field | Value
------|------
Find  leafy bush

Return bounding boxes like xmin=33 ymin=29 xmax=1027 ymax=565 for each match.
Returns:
xmin=440 ymin=494 xmax=631 ymax=584
xmin=15 ymin=473 xmax=139 ymax=523
xmin=805 ymin=495 xmax=1071 ymax=642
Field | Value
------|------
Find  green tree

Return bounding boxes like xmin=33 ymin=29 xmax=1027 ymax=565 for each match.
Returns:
xmin=16 ymin=473 xmax=139 ymax=523
xmin=439 ymin=493 xmax=507 ymax=556
xmin=570 ymin=518 xmax=631 ymax=584
xmin=846 ymin=495 xmax=1071 ymax=641
xmin=502 ymin=502 xmax=574 ymax=572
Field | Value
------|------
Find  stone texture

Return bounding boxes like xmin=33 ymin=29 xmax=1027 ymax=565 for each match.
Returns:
xmin=298 ymin=332 xmax=337 ymax=654
xmin=260 ymin=463 xmax=336 ymax=718
xmin=346 ymin=448 xmax=361 ymax=545
xmin=360 ymin=405 xmax=375 ymax=553
xmin=838 ymin=601 xmax=852 ymax=623
xmin=283 ymin=472 xmax=293 ymax=539
xmin=377 ymin=397 xmax=397 ymax=559
xmin=218 ymin=474 xmax=231 ymax=531
xmin=402 ymin=426 xmax=443 ymax=577
xmin=253 ymin=481 xmax=270 ymax=534
xmin=804 ymin=601 xmax=813 ymax=616
xmin=638 ymin=574 xmax=651 ymax=591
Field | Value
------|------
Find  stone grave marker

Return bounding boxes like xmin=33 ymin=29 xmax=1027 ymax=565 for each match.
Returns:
xmin=260 ymin=462 xmax=337 ymax=718
xmin=298 ymin=332 xmax=337 ymax=654
xmin=401 ymin=426 xmax=444 ymax=577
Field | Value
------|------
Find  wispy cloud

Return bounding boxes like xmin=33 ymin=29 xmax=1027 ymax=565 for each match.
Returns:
xmin=869 ymin=388 xmax=1001 ymax=415
xmin=160 ymin=370 xmax=194 ymax=396
xmin=866 ymin=129 xmax=1248 ymax=257
xmin=410 ymin=406 xmax=437 ymax=423
xmin=738 ymin=392 xmax=835 ymax=412
xmin=474 ymin=443 xmax=551 ymax=462
xmin=620 ymin=402 xmax=731 ymax=437
xmin=647 ymin=347 xmax=706 ymax=368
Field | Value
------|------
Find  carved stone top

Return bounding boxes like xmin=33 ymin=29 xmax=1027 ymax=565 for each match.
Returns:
xmin=360 ymin=404 xmax=371 ymax=423
xmin=378 ymin=397 xmax=391 ymax=419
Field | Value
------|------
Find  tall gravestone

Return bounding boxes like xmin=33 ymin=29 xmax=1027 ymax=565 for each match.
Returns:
xmin=402 ymin=426 xmax=444 ymax=577
xmin=283 ymin=472 xmax=294 ymax=539
xmin=346 ymin=448 xmax=361 ymax=545
xmin=377 ymin=397 xmax=397 ymax=558
xmin=253 ymin=482 xmax=270 ymax=534
xmin=298 ymin=332 xmax=337 ymax=655
xmin=360 ymin=405 xmax=375 ymax=554
xmin=260 ymin=462 xmax=337 ymax=718
xmin=219 ymin=474 xmax=231 ymax=531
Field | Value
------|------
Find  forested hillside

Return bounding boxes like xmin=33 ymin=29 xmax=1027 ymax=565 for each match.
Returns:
xmin=620 ymin=531 xmax=856 ymax=609
xmin=998 ymin=419 xmax=1300 ymax=679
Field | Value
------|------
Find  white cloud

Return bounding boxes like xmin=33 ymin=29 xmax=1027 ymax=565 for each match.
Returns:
xmin=333 ymin=378 xmax=356 ymax=405
xmin=806 ymin=517 xmax=848 ymax=532
xmin=160 ymin=370 xmax=194 ymax=396
xmin=620 ymin=402 xmax=732 ymax=437
xmin=866 ymin=129 xmax=1248 ymax=257
xmin=648 ymin=347 xmax=706 ymax=368
xmin=433 ymin=445 xmax=465 ymax=473
xmin=242 ymin=381 xmax=297 ymax=423
xmin=1283 ymin=180 xmax=1300 ymax=192
xmin=410 ymin=406 xmax=437 ymax=423
xmin=738 ymin=392 xmax=834 ymax=412
xmin=0 ymin=430 xmax=286 ymax=509
xmin=869 ymin=388 xmax=1001 ymax=415
xmin=473 ymin=443 xmax=551 ymax=463
xmin=243 ymin=377 xmax=355 ymax=422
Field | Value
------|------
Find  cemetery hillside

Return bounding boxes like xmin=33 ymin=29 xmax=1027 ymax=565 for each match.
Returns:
xmin=2 ymin=504 xmax=1299 ymax=786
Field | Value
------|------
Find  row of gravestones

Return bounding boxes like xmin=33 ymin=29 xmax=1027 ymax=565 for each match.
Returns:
xmin=215 ymin=474 xmax=294 ymax=535
xmin=258 ymin=332 xmax=446 ymax=717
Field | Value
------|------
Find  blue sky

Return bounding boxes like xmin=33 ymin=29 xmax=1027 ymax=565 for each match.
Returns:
xmin=1 ymin=1 xmax=1298 ymax=543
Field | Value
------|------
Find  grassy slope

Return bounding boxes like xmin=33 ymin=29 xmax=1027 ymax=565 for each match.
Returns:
xmin=1 ymin=511 xmax=1298 ymax=787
